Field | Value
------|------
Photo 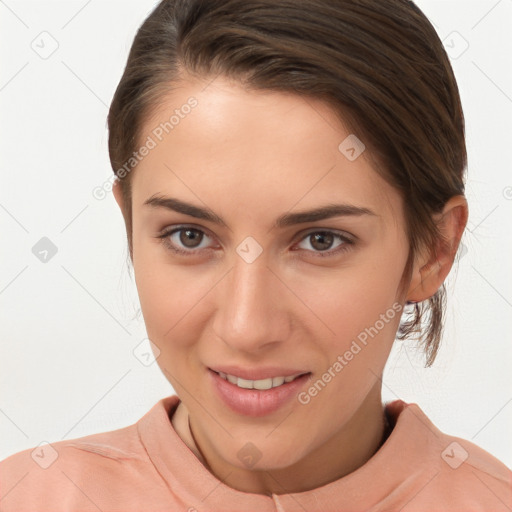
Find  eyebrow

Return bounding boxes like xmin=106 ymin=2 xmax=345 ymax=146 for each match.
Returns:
xmin=143 ymin=194 xmax=377 ymax=229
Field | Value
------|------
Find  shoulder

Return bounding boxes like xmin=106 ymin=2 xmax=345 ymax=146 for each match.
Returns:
xmin=399 ymin=402 xmax=512 ymax=511
xmin=0 ymin=422 xmax=155 ymax=511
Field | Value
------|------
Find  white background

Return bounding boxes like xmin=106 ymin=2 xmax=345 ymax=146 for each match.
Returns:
xmin=1 ymin=0 xmax=511 ymax=469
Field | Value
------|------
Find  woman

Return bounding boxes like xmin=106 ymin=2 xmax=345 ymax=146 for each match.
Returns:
xmin=1 ymin=0 xmax=511 ymax=510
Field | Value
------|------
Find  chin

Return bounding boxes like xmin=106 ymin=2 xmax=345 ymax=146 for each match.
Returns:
xmin=220 ymin=434 xmax=311 ymax=472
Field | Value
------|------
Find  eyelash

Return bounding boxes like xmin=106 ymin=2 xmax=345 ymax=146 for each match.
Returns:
xmin=156 ymin=225 xmax=355 ymax=258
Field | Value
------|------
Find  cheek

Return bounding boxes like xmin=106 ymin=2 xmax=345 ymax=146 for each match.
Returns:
xmin=133 ymin=258 xmax=210 ymax=388
xmin=132 ymin=239 xmax=190 ymax=340
xmin=134 ymin=262 xmax=202 ymax=341
xmin=299 ymin=271 xmax=404 ymax=417
xmin=295 ymin=244 xmax=407 ymax=381
xmin=300 ymin=257 xmax=405 ymax=343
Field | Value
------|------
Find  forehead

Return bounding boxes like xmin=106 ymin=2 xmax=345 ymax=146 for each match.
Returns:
xmin=131 ymin=75 xmax=403 ymax=223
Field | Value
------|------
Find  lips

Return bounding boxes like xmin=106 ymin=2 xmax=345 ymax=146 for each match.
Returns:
xmin=208 ymin=367 xmax=312 ymax=417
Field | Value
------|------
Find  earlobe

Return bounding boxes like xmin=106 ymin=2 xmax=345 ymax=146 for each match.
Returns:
xmin=406 ymin=195 xmax=468 ymax=303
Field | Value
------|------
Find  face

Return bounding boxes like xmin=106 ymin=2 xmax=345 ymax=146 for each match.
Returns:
xmin=123 ymin=74 xmax=412 ymax=471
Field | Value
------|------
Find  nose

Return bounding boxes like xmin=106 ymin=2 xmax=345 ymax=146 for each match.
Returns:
xmin=211 ymin=249 xmax=291 ymax=354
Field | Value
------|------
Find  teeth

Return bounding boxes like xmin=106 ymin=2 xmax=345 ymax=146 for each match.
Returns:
xmin=271 ymin=376 xmax=285 ymax=387
xmin=237 ymin=377 xmax=254 ymax=389
xmin=217 ymin=372 xmax=303 ymax=389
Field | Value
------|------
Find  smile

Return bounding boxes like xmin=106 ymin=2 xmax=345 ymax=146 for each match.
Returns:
xmin=209 ymin=369 xmax=312 ymax=417
xmin=215 ymin=371 xmax=304 ymax=390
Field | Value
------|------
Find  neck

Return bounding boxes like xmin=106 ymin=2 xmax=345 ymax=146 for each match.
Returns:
xmin=172 ymin=382 xmax=388 ymax=495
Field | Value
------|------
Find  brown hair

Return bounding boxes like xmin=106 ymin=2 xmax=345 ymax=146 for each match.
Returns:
xmin=107 ymin=0 xmax=467 ymax=367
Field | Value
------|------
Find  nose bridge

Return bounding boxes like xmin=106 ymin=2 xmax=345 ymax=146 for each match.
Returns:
xmin=213 ymin=248 xmax=287 ymax=352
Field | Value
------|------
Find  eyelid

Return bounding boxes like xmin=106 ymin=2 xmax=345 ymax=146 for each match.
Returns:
xmin=157 ymin=223 xmax=215 ymax=239
xmin=294 ymin=227 xmax=355 ymax=244
xmin=157 ymin=224 xmax=217 ymax=254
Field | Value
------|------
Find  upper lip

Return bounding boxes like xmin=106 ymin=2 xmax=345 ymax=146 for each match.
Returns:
xmin=209 ymin=365 xmax=310 ymax=381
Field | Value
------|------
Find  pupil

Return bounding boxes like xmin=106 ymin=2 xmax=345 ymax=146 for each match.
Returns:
xmin=181 ymin=229 xmax=202 ymax=248
xmin=312 ymin=232 xmax=333 ymax=251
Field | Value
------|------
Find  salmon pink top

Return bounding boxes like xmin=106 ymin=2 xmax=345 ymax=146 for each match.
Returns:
xmin=1 ymin=395 xmax=511 ymax=511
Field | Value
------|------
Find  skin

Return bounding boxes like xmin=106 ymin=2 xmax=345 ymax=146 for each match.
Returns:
xmin=113 ymin=73 xmax=468 ymax=496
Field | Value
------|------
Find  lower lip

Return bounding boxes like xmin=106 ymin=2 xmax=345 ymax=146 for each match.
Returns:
xmin=209 ymin=369 xmax=311 ymax=417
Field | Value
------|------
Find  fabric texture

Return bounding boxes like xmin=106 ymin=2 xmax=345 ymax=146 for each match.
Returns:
xmin=1 ymin=395 xmax=511 ymax=511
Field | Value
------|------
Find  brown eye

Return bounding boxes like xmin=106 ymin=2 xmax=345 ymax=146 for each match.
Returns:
xmin=178 ymin=228 xmax=204 ymax=248
xmin=294 ymin=230 xmax=354 ymax=258
xmin=157 ymin=226 xmax=214 ymax=255
xmin=309 ymin=232 xmax=335 ymax=251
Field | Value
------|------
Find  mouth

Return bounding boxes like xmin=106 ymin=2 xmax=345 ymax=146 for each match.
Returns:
xmin=208 ymin=368 xmax=312 ymax=417
xmin=212 ymin=370 xmax=307 ymax=390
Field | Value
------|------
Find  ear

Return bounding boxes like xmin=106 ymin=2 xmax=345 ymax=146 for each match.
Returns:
xmin=113 ymin=178 xmax=130 ymax=227
xmin=406 ymin=195 xmax=468 ymax=303
xmin=113 ymin=178 xmax=125 ymax=212
xmin=113 ymin=178 xmax=134 ymax=262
